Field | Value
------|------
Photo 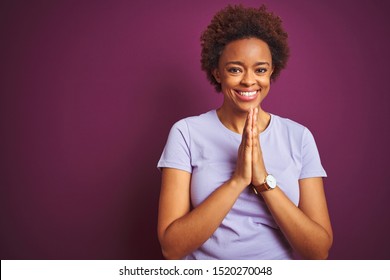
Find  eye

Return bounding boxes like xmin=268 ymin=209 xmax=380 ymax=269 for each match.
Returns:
xmin=227 ymin=67 xmax=242 ymax=74
xmin=256 ymin=68 xmax=268 ymax=74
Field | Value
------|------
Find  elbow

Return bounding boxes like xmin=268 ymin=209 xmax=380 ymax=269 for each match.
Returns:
xmin=158 ymin=226 xmax=190 ymax=260
xmin=161 ymin=245 xmax=183 ymax=260
xmin=321 ymin=241 xmax=333 ymax=260
xmin=302 ymin=247 xmax=330 ymax=260
xmin=159 ymin=233 xmax=184 ymax=260
xmin=301 ymin=234 xmax=333 ymax=260
xmin=313 ymin=249 xmax=329 ymax=260
xmin=315 ymin=241 xmax=333 ymax=260
xmin=162 ymin=250 xmax=180 ymax=260
xmin=312 ymin=229 xmax=333 ymax=260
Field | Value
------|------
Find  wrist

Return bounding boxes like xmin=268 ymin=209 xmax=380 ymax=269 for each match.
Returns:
xmin=228 ymin=176 xmax=250 ymax=192
xmin=252 ymin=174 xmax=277 ymax=195
xmin=251 ymin=170 xmax=268 ymax=188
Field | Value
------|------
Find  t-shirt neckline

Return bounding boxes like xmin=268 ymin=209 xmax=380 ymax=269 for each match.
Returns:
xmin=211 ymin=109 xmax=273 ymax=138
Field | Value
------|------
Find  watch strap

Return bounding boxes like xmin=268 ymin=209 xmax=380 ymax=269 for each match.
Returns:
xmin=252 ymin=179 xmax=271 ymax=195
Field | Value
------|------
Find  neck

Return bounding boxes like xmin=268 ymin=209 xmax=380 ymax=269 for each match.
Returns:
xmin=216 ymin=105 xmax=270 ymax=134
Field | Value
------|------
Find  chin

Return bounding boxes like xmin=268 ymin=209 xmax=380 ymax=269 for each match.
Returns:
xmin=237 ymin=100 xmax=261 ymax=111
xmin=234 ymin=104 xmax=257 ymax=114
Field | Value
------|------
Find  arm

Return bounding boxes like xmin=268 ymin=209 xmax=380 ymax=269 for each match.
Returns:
xmin=157 ymin=109 xmax=255 ymax=260
xmin=157 ymin=168 xmax=245 ymax=259
xmin=261 ymin=178 xmax=333 ymax=259
xmin=251 ymin=108 xmax=333 ymax=259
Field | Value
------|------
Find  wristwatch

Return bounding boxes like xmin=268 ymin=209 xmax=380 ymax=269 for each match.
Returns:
xmin=252 ymin=174 xmax=277 ymax=195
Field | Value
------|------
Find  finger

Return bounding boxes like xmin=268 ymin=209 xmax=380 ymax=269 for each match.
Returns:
xmin=252 ymin=108 xmax=262 ymax=164
xmin=252 ymin=108 xmax=259 ymax=150
xmin=245 ymin=108 xmax=253 ymax=149
xmin=251 ymin=108 xmax=267 ymax=186
xmin=239 ymin=108 xmax=251 ymax=148
xmin=235 ymin=109 xmax=253 ymax=186
xmin=244 ymin=109 xmax=253 ymax=177
xmin=252 ymin=107 xmax=258 ymax=139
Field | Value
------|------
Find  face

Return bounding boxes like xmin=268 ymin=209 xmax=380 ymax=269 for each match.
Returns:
xmin=213 ymin=38 xmax=274 ymax=113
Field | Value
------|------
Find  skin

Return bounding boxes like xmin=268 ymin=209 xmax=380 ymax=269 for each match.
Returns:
xmin=158 ymin=38 xmax=333 ymax=260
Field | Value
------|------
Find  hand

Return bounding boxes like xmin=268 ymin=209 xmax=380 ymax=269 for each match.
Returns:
xmin=251 ymin=107 xmax=268 ymax=187
xmin=232 ymin=108 xmax=254 ymax=187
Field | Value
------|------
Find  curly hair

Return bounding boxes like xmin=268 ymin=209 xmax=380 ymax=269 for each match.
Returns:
xmin=200 ymin=4 xmax=290 ymax=92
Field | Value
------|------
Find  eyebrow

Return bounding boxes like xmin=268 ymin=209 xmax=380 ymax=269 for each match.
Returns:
xmin=225 ymin=61 xmax=271 ymax=67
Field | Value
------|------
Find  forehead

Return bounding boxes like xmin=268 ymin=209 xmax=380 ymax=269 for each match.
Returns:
xmin=220 ymin=38 xmax=272 ymax=63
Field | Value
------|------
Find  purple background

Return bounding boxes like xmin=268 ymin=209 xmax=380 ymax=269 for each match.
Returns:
xmin=1 ymin=0 xmax=389 ymax=260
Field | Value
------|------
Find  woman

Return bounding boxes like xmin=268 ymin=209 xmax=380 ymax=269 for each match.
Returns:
xmin=157 ymin=4 xmax=333 ymax=260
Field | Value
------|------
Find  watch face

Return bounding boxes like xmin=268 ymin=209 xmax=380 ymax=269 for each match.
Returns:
xmin=266 ymin=175 xmax=277 ymax=189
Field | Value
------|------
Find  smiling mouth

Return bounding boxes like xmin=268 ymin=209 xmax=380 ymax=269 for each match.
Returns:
xmin=236 ymin=90 xmax=258 ymax=96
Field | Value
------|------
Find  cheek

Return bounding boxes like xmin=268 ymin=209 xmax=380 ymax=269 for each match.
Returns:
xmin=221 ymin=74 xmax=239 ymax=84
xmin=259 ymin=78 xmax=272 ymax=100
xmin=259 ymin=76 xmax=272 ymax=88
xmin=220 ymin=77 xmax=240 ymax=91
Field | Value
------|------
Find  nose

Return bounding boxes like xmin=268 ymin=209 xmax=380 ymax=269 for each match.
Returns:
xmin=240 ymin=70 xmax=256 ymax=87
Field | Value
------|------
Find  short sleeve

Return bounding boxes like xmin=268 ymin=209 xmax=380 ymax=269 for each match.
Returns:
xmin=299 ymin=128 xmax=327 ymax=179
xmin=157 ymin=120 xmax=192 ymax=173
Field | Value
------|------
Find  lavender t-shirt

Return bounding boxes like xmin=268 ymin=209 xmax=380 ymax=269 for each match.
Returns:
xmin=158 ymin=110 xmax=326 ymax=259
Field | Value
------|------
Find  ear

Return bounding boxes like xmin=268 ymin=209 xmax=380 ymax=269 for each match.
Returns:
xmin=212 ymin=69 xmax=221 ymax=83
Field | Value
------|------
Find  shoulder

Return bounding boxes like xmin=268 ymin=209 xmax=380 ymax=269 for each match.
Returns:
xmin=171 ymin=110 xmax=216 ymax=131
xmin=269 ymin=114 xmax=319 ymax=148
xmin=270 ymin=114 xmax=321 ymax=154
xmin=270 ymin=114 xmax=308 ymax=135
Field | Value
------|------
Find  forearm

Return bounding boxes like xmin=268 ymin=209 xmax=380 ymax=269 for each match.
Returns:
xmin=160 ymin=178 xmax=245 ymax=260
xmin=261 ymin=187 xmax=332 ymax=259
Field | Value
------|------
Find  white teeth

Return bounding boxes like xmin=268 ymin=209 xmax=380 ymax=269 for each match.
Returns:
xmin=239 ymin=91 xmax=257 ymax=96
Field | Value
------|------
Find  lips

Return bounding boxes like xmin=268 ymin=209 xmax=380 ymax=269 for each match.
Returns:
xmin=234 ymin=90 xmax=259 ymax=101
